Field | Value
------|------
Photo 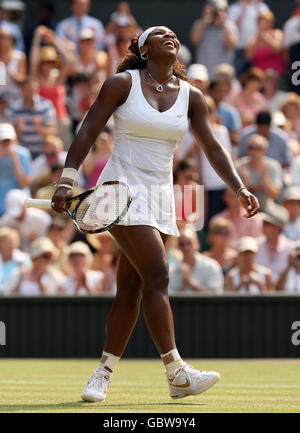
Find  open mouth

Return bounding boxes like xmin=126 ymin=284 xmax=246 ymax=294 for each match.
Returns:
xmin=163 ymin=41 xmax=175 ymax=47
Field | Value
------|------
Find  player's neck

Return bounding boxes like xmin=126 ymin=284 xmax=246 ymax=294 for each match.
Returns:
xmin=145 ymin=60 xmax=174 ymax=83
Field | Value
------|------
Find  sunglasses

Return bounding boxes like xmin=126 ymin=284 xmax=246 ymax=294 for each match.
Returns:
xmin=40 ymin=253 xmax=52 ymax=260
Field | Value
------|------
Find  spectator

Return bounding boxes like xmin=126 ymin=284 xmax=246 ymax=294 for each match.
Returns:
xmin=282 ymin=187 xmax=300 ymax=241
xmin=189 ymin=0 xmax=238 ymax=77
xmin=29 ymin=26 xmax=75 ymax=149
xmin=204 ymin=217 xmax=237 ymax=274
xmin=177 ymin=45 xmax=192 ymax=68
xmin=4 ymin=236 xmax=64 ymax=295
xmin=0 ymin=189 xmax=52 ymax=253
xmin=105 ymin=2 xmax=139 ymax=38
xmin=5 ymin=77 xmax=57 ymax=159
xmin=208 ymin=79 xmax=241 ymax=146
xmin=229 ymin=67 xmax=267 ymax=127
xmin=0 ymin=122 xmax=31 ymax=216
xmin=236 ymin=134 xmax=283 ymax=211
xmin=291 ymin=154 xmax=300 ymax=186
xmin=107 ymin=28 xmax=136 ymax=76
xmin=82 ymin=127 xmax=113 ymax=189
xmin=72 ymin=28 xmax=108 ymax=82
xmin=55 ymin=0 xmax=105 ymax=51
xmin=187 ymin=63 xmax=209 ymax=94
xmin=227 ymin=0 xmax=269 ymax=76
xmin=0 ymin=227 xmax=30 ymax=293
xmin=279 ymin=93 xmax=300 ymax=142
xmin=213 ymin=63 xmax=241 ymax=103
xmin=60 ymin=241 xmax=105 ymax=295
xmin=0 ymin=5 xmax=25 ymax=51
xmin=169 ymin=229 xmax=224 ymax=293
xmin=200 ymin=95 xmax=232 ymax=222
xmin=245 ymin=11 xmax=285 ymax=75
xmin=271 ymin=111 xmax=300 ymax=158
xmin=256 ymin=201 xmax=295 ymax=286
xmin=225 ymin=236 xmax=272 ymax=292
xmin=210 ymin=187 xmax=263 ymax=250
xmin=238 ymin=111 xmax=292 ymax=167
xmin=276 ymin=240 xmax=300 ymax=292
xmin=0 ymin=26 xmax=26 ymax=100
xmin=262 ymin=69 xmax=288 ymax=113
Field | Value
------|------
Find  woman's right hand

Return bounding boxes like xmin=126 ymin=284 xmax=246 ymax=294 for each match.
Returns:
xmin=51 ymin=186 xmax=74 ymax=213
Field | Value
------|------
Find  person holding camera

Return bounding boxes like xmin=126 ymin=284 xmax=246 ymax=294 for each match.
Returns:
xmin=276 ymin=241 xmax=300 ymax=292
xmin=189 ymin=0 xmax=238 ymax=77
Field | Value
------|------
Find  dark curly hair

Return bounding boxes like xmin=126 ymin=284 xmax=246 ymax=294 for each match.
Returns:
xmin=116 ymin=36 xmax=190 ymax=83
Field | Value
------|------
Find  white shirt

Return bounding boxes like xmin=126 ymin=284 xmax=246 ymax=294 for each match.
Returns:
xmin=227 ymin=1 xmax=269 ymax=49
xmin=60 ymin=270 xmax=105 ymax=295
xmin=291 ymin=155 xmax=300 ymax=186
xmin=4 ymin=268 xmax=63 ymax=295
xmin=265 ymin=91 xmax=288 ymax=113
xmin=284 ymin=268 xmax=300 ymax=293
xmin=283 ymin=16 xmax=300 ymax=49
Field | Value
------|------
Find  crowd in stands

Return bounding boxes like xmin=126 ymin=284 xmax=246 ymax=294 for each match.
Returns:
xmin=0 ymin=0 xmax=300 ymax=296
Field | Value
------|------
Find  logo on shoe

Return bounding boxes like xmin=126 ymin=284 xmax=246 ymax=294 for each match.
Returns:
xmin=173 ymin=378 xmax=191 ymax=388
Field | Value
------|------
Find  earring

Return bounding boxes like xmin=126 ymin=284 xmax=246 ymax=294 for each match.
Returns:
xmin=140 ymin=52 xmax=148 ymax=60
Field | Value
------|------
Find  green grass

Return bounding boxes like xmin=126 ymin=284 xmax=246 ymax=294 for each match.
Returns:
xmin=0 ymin=359 xmax=299 ymax=413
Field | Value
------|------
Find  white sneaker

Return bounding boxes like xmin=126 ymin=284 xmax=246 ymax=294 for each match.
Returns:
xmin=166 ymin=362 xmax=220 ymax=399
xmin=81 ymin=367 xmax=112 ymax=402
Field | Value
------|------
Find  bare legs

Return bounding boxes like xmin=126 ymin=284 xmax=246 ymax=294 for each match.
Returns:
xmin=103 ymin=225 xmax=176 ymax=356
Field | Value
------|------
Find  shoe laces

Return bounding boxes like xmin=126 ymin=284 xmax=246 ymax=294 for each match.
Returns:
xmin=87 ymin=368 xmax=111 ymax=390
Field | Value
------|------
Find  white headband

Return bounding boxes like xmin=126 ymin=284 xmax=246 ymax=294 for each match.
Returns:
xmin=138 ymin=26 xmax=160 ymax=54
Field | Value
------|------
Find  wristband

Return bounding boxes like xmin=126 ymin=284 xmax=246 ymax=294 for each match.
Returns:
xmin=57 ymin=183 xmax=73 ymax=190
xmin=61 ymin=168 xmax=77 ymax=182
xmin=236 ymin=186 xmax=247 ymax=197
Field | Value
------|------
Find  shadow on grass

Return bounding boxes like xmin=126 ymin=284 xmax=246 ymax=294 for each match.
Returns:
xmin=0 ymin=401 xmax=206 ymax=412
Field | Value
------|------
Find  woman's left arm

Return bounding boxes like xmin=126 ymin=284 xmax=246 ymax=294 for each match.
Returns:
xmin=189 ymin=86 xmax=259 ymax=218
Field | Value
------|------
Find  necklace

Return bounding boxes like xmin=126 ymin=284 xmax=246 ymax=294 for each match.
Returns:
xmin=144 ymin=69 xmax=174 ymax=92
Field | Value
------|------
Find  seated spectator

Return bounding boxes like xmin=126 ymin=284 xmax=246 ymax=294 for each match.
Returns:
xmin=0 ymin=26 xmax=26 ymax=100
xmin=46 ymin=219 xmax=71 ymax=275
xmin=0 ymin=5 xmax=25 ymax=52
xmin=169 ymin=229 xmax=224 ymax=293
xmin=0 ymin=122 xmax=31 ymax=216
xmin=210 ymin=187 xmax=263 ymax=249
xmin=245 ymin=11 xmax=285 ymax=75
xmin=213 ymin=63 xmax=241 ymax=104
xmin=279 ymin=93 xmax=300 ymax=142
xmin=189 ymin=0 xmax=238 ymax=77
xmin=105 ymin=2 xmax=139 ymax=38
xmin=227 ymin=0 xmax=270 ymax=76
xmin=238 ymin=111 xmax=291 ymax=168
xmin=256 ymin=202 xmax=295 ymax=286
xmin=0 ymin=227 xmax=30 ymax=293
xmin=276 ymin=240 xmax=300 ymax=292
xmin=291 ymin=154 xmax=300 ymax=186
xmin=271 ymin=111 xmax=300 ymax=158
xmin=72 ymin=28 xmax=108 ymax=82
xmin=187 ymin=63 xmax=209 ymax=94
xmin=107 ymin=27 xmax=136 ymax=76
xmin=262 ymin=69 xmax=288 ymax=113
xmin=55 ymin=0 xmax=105 ymax=51
xmin=229 ymin=67 xmax=267 ymax=127
xmin=4 ymin=237 xmax=64 ymax=295
xmin=60 ymin=241 xmax=105 ymax=295
xmin=282 ymin=187 xmax=300 ymax=241
xmin=82 ymin=127 xmax=113 ymax=190
xmin=29 ymin=26 xmax=75 ymax=149
xmin=5 ymin=77 xmax=57 ymax=159
xmin=225 ymin=236 xmax=272 ymax=292
xmin=208 ymin=78 xmax=241 ymax=146
xmin=0 ymin=189 xmax=52 ymax=253
xmin=236 ymin=134 xmax=283 ymax=211
xmin=204 ymin=218 xmax=237 ymax=274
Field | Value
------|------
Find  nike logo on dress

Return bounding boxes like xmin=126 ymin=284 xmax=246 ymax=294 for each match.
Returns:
xmin=173 ymin=379 xmax=191 ymax=388
xmin=177 ymin=114 xmax=184 ymax=118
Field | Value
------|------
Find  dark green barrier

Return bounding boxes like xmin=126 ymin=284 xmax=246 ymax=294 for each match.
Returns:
xmin=0 ymin=294 xmax=300 ymax=358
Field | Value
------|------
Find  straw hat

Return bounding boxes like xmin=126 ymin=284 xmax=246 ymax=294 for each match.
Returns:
xmin=39 ymin=46 xmax=59 ymax=65
xmin=30 ymin=237 xmax=58 ymax=260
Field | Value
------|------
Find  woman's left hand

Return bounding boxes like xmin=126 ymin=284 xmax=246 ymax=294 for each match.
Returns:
xmin=238 ymin=189 xmax=260 ymax=218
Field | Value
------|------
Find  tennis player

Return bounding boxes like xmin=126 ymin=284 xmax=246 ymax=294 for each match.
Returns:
xmin=51 ymin=26 xmax=259 ymax=402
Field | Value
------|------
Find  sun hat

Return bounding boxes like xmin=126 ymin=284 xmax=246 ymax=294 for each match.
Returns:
xmin=4 ymin=189 xmax=27 ymax=219
xmin=30 ymin=237 xmax=58 ymax=260
xmin=187 ymin=64 xmax=209 ymax=82
xmin=238 ymin=236 xmax=258 ymax=253
xmin=0 ymin=122 xmax=17 ymax=141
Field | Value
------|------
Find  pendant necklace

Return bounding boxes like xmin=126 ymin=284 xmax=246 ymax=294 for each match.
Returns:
xmin=144 ymin=68 xmax=174 ymax=92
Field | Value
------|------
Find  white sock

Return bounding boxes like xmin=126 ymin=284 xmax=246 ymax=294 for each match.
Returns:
xmin=99 ymin=350 xmax=120 ymax=373
xmin=161 ymin=348 xmax=184 ymax=376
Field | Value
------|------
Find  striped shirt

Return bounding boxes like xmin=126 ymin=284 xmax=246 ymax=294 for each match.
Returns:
xmin=5 ymin=95 xmax=57 ymax=158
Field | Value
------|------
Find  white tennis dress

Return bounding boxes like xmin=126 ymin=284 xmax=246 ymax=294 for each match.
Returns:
xmin=96 ymin=69 xmax=190 ymax=237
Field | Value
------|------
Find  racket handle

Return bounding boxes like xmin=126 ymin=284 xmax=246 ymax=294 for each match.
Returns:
xmin=24 ymin=198 xmax=52 ymax=210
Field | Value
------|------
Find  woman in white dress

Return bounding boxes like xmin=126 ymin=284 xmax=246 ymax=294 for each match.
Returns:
xmin=51 ymin=26 xmax=259 ymax=402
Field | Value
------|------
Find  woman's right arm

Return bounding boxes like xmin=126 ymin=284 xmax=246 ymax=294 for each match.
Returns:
xmin=51 ymin=72 xmax=131 ymax=212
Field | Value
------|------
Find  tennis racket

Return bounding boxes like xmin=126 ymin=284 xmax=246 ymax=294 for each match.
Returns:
xmin=24 ymin=181 xmax=132 ymax=234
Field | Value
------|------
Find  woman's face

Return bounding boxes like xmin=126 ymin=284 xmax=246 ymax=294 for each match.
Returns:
xmin=239 ymin=250 xmax=256 ymax=268
xmin=79 ymin=38 xmax=95 ymax=52
xmin=0 ymin=33 xmax=13 ymax=51
xmin=283 ymin=103 xmax=299 ymax=119
xmin=144 ymin=27 xmax=180 ymax=60
xmin=258 ymin=18 xmax=272 ymax=32
xmin=245 ymin=78 xmax=262 ymax=93
xmin=69 ymin=253 xmax=88 ymax=271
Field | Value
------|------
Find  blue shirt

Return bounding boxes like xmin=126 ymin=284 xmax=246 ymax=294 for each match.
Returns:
xmin=238 ymin=125 xmax=292 ymax=166
xmin=0 ymin=145 xmax=31 ymax=215
xmin=0 ymin=21 xmax=25 ymax=52
xmin=55 ymin=14 xmax=105 ymax=50
xmin=217 ymin=102 xmax=241 ymax=132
